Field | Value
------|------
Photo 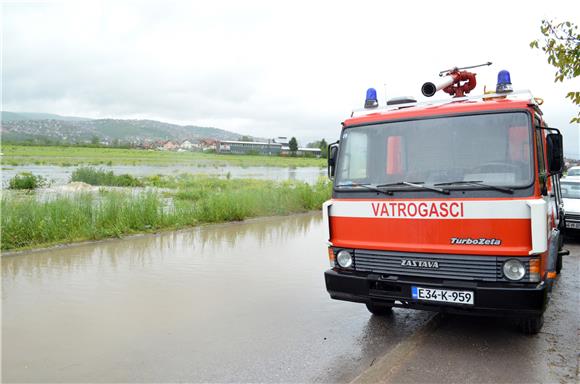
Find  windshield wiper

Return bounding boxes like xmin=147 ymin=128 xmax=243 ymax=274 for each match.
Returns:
xmin=335 ymin=182 xmax=393 ymax=196
xmin=434 ymin=180 xmax=514 ymax=194
xmin=376 ymin=181 xmax=450 ymax=195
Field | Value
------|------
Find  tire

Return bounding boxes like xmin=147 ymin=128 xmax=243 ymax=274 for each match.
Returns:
xmin=365 ymin=302 xmax=393 ymax=316
xmin=520 ymin=314 xmax=544 ymax=335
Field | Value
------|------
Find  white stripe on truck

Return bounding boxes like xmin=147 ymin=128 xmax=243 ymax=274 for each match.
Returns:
xmin=329 ymin=199 xmax=536 ymax=220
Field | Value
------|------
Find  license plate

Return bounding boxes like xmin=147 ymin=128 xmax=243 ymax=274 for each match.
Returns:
xmin=412 ymin=286 xmax=474 ymax=305
xmin=566 ymin=222 xmax=580 ymax=229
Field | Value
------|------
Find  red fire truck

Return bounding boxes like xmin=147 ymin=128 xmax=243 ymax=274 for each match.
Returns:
xmin=324 ymin=66 xmax=567 ymax=334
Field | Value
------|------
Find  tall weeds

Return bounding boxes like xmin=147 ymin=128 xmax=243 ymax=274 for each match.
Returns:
xmin=1 ymin=178 xmax=331 ymax=250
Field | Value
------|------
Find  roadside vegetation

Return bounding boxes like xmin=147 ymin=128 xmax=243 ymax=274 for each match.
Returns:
xmin=2 ymin=145 xmax=326 ymax=167
xmin=1 ymin=175 xmax=331 ymax=251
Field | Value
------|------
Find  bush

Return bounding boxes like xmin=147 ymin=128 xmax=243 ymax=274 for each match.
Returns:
xmin=8 ymin=172 xmax=47 ymax=190
xmin=71 ymin=167 xmax=143 ymax=187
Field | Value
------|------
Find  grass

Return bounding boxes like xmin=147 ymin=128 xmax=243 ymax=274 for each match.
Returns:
xmin=1 ymin=177 xmax=331 ymax=250
xmin=71 ymin=167 xmax=143 ymax=187
xmin=1 ymin=145 xmax=326 ymax=167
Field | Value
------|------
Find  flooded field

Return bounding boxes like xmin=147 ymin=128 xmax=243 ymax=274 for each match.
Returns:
xmin=2 ymin=213 xmax=431 ymax=383
xmin=1 ymin=164 xmax=326 ymax=187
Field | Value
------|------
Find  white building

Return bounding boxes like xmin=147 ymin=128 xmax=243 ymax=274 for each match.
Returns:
xmin=273 ymin=136 xmax=290 ymax=145
xmin=180 ymin=140 xmax=194 ymax=150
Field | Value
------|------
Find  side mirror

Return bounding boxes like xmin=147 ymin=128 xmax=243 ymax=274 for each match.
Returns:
xmin=546 ymin=132 xmax=564 ymax=175
xmin=328 ymin=142 xmax=339 ymax=179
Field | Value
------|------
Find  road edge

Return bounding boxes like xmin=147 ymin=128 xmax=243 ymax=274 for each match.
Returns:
xmin=350 ymin=312 xmax=442 ymax=384
xmin=1 ymin=211 xmax=321 ymax=256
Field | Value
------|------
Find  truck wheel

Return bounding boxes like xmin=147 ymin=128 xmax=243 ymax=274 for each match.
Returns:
xmin=365 ymin=302 xmax=393 ymax=316
xmin=520 ymin=314 xmax=544 ymax=335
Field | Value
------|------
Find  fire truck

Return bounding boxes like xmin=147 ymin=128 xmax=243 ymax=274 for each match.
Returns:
xmin=323 ymin=65 xmax=567 ymax=334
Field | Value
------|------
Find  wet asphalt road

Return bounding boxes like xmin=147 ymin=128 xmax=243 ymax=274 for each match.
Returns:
xmin=355 ymin=238 xmax=580 ymax=384
xmin=3 ymin=213 xmax=579 ymax=383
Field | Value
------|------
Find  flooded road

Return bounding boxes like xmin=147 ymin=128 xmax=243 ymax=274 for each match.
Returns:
xmin=2 ymin=213 xmax=432 ymax=383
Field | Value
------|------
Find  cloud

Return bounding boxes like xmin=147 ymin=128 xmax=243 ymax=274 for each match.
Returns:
xmin=2 ymin=0 xmax=579 ymax=151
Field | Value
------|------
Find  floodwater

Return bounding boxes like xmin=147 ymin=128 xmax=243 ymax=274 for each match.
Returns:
xmin=2 ymin=213 xmax=431 ymax=383
xmin=1 ymin=164 xmax=326 ymax=187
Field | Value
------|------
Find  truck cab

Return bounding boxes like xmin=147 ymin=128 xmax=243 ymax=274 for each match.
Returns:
xmin=323 ymin=78 xmax=565 ymax=334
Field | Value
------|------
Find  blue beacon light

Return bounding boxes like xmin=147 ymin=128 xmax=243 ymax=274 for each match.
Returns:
xmin=496 ymin=70 xmax=513 ymax=93
xmin=364 ymin=88 xmax=378 ymax=108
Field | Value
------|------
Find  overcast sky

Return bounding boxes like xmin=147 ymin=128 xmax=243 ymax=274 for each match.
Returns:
xmin=2 ymin=0 xmax=579 ymax=155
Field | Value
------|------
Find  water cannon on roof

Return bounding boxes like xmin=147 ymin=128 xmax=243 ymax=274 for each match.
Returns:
xmin=421 ymin=62 xmax=492 ymax=98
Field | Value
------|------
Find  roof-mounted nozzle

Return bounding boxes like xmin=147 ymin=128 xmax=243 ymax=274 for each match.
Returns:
xmin=422 ymin=62 xmax=492 ymax=98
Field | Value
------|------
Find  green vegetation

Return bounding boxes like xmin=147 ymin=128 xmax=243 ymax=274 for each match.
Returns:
xmin=306 ymin=138 xmax=329 ymax=158
xmin=1 ymin=176 xmax=331 ymax=250
xmin=2 ymin=144 xmax=326 ymax=167
xmin=8 ymin=172 xmax=47 ymax=190
xmin=71 ymin=167 xmax=143 ymax=187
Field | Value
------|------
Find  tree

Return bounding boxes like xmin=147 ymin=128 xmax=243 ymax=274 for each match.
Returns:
xmin=305 ymin=139 xmax=329 ymax=157
xmin=319 ymin=138 xmax=328 ymax=158
xmin=239 ymin=135 xmax=253 ymax=142
xmin=306 ymin=141 xmax=320 ymax=148
xmin=288 ymin=137 xmax=298 ymax=156
xmin=530 ymin=19 xmax=580 ymax=123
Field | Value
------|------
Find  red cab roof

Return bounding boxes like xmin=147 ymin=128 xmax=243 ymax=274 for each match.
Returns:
xmin=344 ymin=97 xmax=536 ymax=127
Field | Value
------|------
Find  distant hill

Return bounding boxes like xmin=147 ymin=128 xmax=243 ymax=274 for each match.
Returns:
xmin=1 ymin=112 xmax=255 ymax=144
xmin=1 ymin=111 xmax=92 ymax=122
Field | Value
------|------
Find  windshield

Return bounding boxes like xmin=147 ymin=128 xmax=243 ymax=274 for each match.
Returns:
xmin=562 ymin=181 xmax=580 ymax=199
xmin=568 ymin=168 xmax=580 ymax=176
xmin=335 ymin=112 xmax=533 ymax=188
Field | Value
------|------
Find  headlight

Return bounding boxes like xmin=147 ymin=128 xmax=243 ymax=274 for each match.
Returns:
xmin=336 ymin=250 xmax=353 ymax=268
xmin=503 ymin=259 xmax=526 ymax=281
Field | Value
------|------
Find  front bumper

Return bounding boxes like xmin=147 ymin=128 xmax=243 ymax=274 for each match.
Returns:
xmin=564 ymin=213 xmax=580 ymax=229
xmin=325 ymin=269 xmax=548 ymax=317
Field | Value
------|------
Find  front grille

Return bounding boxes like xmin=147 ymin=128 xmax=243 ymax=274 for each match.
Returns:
xmin=566 ymin=213 xmax=580 ymax=223
xmin=353 ymin=249 xmax=529 ymax=282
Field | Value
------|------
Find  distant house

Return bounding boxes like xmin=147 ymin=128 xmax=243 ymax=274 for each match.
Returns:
xmin=273 ymin=136 xmax=290 ymax=145
xmin=199 ymin=138 xmax=218 ymax=151
xmin=180 ymin=140 xmax=194 ymax=150
xmin=162 ymin=141 xmax=178 ymax=151
xmin=281 ymin=146 xmax=321 ymax=157
xmin=297 ymin=147 xmax=321 ymax=157
xmin=218 ymin=140 xmax=282 ymax=155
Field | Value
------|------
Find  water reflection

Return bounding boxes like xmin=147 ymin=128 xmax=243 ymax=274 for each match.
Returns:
xmin=2 ymin=212 xmax=431 ymax=383
xmin=2 ymin=213 xmax=322 ymax=281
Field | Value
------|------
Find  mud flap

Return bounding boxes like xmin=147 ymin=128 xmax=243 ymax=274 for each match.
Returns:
xmin=546 ymin=228 xmax=560 ymax=292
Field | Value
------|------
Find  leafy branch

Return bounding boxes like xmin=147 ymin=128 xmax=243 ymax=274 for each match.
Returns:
xmin=530 ymin=19 xmax=580 ymax=123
